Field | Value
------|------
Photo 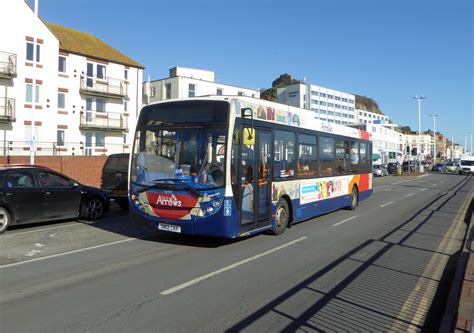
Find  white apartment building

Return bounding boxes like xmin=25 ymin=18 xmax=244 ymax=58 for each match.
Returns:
xmin=277 ymin=83 xmax=356 ymax=125
xmin=403 ymin=132 xmax=434 ymax=161
xmin=144 ymin=67 xmax=260 ymax=103
xmin=355 ymin=109 xmax=389 ymax=125
xmin=0 ymin=0 xmax=143 ymax=156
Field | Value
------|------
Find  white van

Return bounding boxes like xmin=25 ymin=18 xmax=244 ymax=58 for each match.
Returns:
xmin=459 ymin=156 xmax=474 ymax=174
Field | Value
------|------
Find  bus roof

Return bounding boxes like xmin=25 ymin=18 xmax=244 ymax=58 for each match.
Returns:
xmin=143 ymin=95 xmax=371 ymax=141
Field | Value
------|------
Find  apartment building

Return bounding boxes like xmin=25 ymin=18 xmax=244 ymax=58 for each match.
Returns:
xmin=355 ymin=109 xmax=389 ymax=125
xmin=276 ymin=83 xmax=356 ymax=125
xmin=0 ymin=0 xmax=143 ymax=156
xmin=144 ymin=67 xmax=259 ymax=103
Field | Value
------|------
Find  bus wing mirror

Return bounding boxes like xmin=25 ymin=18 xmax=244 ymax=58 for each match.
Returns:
xmin=241 ymin=107 xmax=253 ymax=120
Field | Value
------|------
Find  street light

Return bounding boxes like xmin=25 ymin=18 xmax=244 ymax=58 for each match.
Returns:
xmin=429 ymin=114 xmax=438 ymax=164
xmin=412 ymin=95 xmax=426 ymax=171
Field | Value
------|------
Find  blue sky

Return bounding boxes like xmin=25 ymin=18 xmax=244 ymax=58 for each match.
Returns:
xmin=37 ymin=0 xmax=472 ymax=146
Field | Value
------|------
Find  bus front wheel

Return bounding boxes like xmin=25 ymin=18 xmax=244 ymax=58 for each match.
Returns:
xmin=348 ymin=186 xmax=359 ymax=210
xmin=269 ymin=199 xmax=289 ymax=235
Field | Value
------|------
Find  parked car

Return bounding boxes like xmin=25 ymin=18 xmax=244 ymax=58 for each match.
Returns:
xmin=402 ymin=161 xmax=416 ymax=172
xmin=101 ymin=153 xmax=129 ymax=209
xmin=0 ymin=165 xmax=109 ymax=233
xmin=372 ymin=164 xmax=388 ymax=177
xmin=387 ymin=162 xmax=400 ymax=174
xmin=431 ymin=163 xmax=447 ymax=172
xmin=446 ymin=161 xmax=458 ymax=172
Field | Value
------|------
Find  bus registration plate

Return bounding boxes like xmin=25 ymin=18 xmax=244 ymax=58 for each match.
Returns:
xmin=158 ymin=223 xmax=181 ymax=233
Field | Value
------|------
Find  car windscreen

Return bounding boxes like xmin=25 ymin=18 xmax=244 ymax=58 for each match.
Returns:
xmin=461 ymin=160 xmax=474 ymax=166
xmin=104 ymin=155 xmax=129 ymax=172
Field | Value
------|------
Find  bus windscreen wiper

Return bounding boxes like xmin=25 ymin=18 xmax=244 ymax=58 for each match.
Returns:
xmin=135 ymin=179 xmax=201 ymax=197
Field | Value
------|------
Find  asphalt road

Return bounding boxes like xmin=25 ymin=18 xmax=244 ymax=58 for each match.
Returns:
xmin=0 ymin=173 xmax=472 ymax=332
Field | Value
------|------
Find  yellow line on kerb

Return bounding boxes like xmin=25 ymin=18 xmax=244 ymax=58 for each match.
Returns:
xmin=389 ymin=191 xmax=473 ymax=331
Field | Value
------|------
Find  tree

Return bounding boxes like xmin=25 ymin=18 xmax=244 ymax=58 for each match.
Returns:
xmin=355 ymin=95 xmax=384 ymax=115
xmin=260 ymin=74 xmax=303 ymax=102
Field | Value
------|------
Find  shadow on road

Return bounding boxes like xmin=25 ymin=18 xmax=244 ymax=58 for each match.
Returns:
xmin=225 ymin=175 xmax=473 ymax=332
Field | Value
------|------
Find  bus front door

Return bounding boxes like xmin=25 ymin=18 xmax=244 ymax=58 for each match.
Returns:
xmin=239 ymin=128 xmax=272 ymax=234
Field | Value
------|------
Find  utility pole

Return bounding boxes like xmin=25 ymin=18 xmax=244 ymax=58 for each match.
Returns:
xmin=412 ymin=95 xmax=426 ymax=171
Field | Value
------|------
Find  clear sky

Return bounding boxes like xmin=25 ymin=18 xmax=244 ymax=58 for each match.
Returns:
xmin=36 ymin=0 xmax=473 ymax=146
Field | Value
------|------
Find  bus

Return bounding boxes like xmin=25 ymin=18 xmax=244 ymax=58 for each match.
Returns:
xmin=128 ymin=96 xmax=373 ymax=238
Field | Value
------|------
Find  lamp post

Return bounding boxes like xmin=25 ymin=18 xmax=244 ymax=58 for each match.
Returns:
xmin=429 ymin=114 xmax=438 ymax=164
xmin=412 ymin=95 xmax=426 ymax=171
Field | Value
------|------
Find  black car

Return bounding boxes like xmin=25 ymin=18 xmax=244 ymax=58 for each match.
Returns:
xmin=402 ymin=161 xmax=416 ymax=172
xmin=387 ymin=162 xmax=399 ymax=174
xmin=0 ymin=165 xmax=109 ymax=233
xmin=431 ymin=163 xmax=447 ymax=172
xmin=101 ymin=153 xmax=129 ymax=209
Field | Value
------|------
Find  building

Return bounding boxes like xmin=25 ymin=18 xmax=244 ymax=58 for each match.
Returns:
xmin=277 ymin=83 xmax=356 ymax=125
xmin=0 ymin=0 xmax=144 ymax=156
xmin=350 ymin=123 xmax=404 ymax=164
xmin=403 ymin=132 xmax=435 ymax=161
xmin=144 ymin=67 xmax=260 ymax=103
xmin=355 ymin=109 xmax=389 ymax=125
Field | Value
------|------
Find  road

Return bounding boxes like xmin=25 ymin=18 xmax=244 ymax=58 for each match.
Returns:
xmin=0 ymin=173 xmax=472 ymax=332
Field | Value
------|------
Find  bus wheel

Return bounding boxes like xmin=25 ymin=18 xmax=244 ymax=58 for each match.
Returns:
xmin=348 ymin=186 xmax=359 ymax=210
xmin=269 ymin=199 xmax=289 ymax=235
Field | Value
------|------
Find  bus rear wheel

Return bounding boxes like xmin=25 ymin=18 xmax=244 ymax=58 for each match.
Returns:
xmin=269 ymin=199 xmax=289 ymax=235
xmin=348 ymin=186 xmax=359 ymax=210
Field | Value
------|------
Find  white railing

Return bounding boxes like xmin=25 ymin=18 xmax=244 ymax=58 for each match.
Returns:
xmin=80 ymin=75 xmax=127 ymax=98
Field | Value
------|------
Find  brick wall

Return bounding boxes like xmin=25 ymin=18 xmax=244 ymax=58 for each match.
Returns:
xmin=0 ymin=156 xmax=108 ymax=187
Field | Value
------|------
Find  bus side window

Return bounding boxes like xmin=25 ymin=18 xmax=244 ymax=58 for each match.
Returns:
xmin=274 ymin=130 xmax=295 ymax=180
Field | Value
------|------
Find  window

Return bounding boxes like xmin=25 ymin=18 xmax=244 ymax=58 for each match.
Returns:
xmin=335 ymin=140 xmax=350 ymax=174
xmin=58 ymin=93 xmax=66 ymax=109
xmin=320 ymin=101 xmax=327 ymax=106
xmin=95 ymin=132 xmax=105 ymax=147
xmin=150 ymin=86 xmax=156 ymax=97
xmin=298 ymin=134 xmax=317 ymax=177
xmin=216 ymin=88 xmax=223 ymax=95
xmin=360 ymin=142 xmax=368 ymax=165
xmin=238 ymin=91 xmax=244 ymax=96
xmin=123 ymin=133 xmax=127 ymax=144
xmin=124 ymin=100 xmax=128 ymax=112
xmin=57 ymin=130 xmax=65 ymax=146
xmin=351 ymin=141 xmax=360 ymax=172
xmin=6 ymin=171 xmax=35 ymax=188
xmin=124 ymin=69 xmax=128 ymax=80
xmin=24 ymin=126 xmax=40 ymax=143
xmin=320 ymin=93 xmax=327 ymax=98
xmin=96 ymin=98 xmax=106 ymax=112
xmin=26 ymin=42 xmax=40 ymax=62
xmin=25 ymin=84 xmax=40 ymax=103
xmin=319 ymin=137 xmax=335 ymax=176
xmin=38 ymin=171 xmax=72 ymax=188
xmin=274 ymin=130 xmax=295 ymax=180
xmin=97 ymin=64 xmax=106 ymax=79
xmin=165 ymin=83 xmax=171 ymax=99
xmin=86 ymin=97 xmax=93 ymax=110
xmin=58 ymin=56 xmax=67 ymax=73
xmin=311 ymin=91 xmax=318 ymax=96
xmin=328 ymin=94 xmax=334 ymax=99
xmin=188 ymin=84 xmax=196 ymax=97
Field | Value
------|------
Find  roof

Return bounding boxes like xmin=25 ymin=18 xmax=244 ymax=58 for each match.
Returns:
xmin=46 ymin=23 xmax=144 ymax=69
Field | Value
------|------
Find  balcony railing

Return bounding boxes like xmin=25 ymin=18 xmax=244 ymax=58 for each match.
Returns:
xmin=79 ymin=111 xmax=127 ymax=131
xmin=0 ymin=51 xmax=17 ymax=78
xmin=80 ymin=76 xmax=127 ymax=99
xmin=0 ymin=140 xmax=130 ymax=157
xmin=0 ymin=98 xmax=15 ymax=122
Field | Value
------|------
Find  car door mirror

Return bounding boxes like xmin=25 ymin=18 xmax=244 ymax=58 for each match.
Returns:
xmin=71 ymin=182 xmax=79 ymax=189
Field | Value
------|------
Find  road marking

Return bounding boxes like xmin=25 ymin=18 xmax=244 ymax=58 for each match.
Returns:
xmin=420 ymin=188 xmax=427 ymax=191
xmin=406 ymin=193 xmax=414 ymax=197
xmin=25 ymin=249 xmax=41 ymax=257
xmin=1 ymin=222 xmax=82 ymax=237
xmin=380 ymin=201 xmax=395 ymax=208
xmin=393 ymin=181 xmax=403 ymax=185
xmin=432 ymin=183 xmax=438 ymax=186
xmin=374 ymin=185 xmax=388 ymax=189
xmin=160 ymin=237 xmax=308 ymax=296
xmin=0 ymin=234 xmax=157 ymax=269
xmin=333 ymin=216 xmax=358 ymax=226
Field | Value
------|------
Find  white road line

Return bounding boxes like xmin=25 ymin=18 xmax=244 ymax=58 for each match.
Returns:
xmin=420 ymin=188 xmax=427 ymax=191
xmin=432 ymin=183 xmax=438 ymax=186
xmin=0 ymin=235 xmax=158 ymax=269
xmin=1 ymin=223 xmax=81 ymax=237
xmin=160 ymin=236 xmax=307 ymax=296
xmin=393 ymin=181 xmax=403 ymax=185
xmin=333 ymin=216 xmax=358 ymax=226
xmin=406 ymin=193 xmax=415 ymax=197
xmin=374 ymin=185 xmax=388 ymax=189
xmin=380 ymin=201 xmax=395 ymax=208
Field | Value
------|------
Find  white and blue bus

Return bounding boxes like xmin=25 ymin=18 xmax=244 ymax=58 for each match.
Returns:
xmin=129 ymin=96 xmax=373 ymax=238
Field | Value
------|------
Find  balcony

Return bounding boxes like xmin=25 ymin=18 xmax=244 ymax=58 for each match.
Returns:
xmin=0 ymin=98 xmax=15 ymax=122
xmin=0 ymin=51 xmax=17 ymax=79
xmin=80 ymin=76 xmax=127 ymax=99
xmin=79 ymin=111 xmax=127 ymax=131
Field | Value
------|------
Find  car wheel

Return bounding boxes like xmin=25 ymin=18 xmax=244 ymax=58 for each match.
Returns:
xmin=82 ymin=197 xmax=104 ymax=220
xmin=268 ymin=199 xmax=290 ymax=235
xmin=0 ymin=207 xmax=11 ymax=234
xmin=347 ymin=186 xmax=359 ymax=210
